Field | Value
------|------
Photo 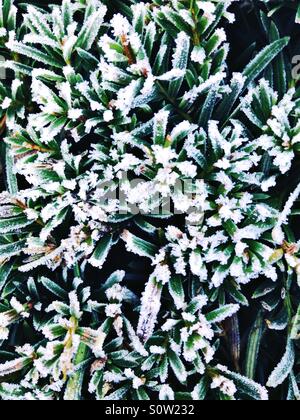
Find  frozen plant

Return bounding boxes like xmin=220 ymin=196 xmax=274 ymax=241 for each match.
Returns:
xmin=0 ymin=0 xmax=299 ymax=401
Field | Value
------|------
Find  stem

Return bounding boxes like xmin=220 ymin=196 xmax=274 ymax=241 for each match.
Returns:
xmin=24 ymin=142 xmax=53 ymax=154
xmin=121 ymin=34 xmax=136 ymax=65
xmin=190 ymin=0 xmax=201 ymax=46
xmin=0 ymin=115 xmax=6 ymax=135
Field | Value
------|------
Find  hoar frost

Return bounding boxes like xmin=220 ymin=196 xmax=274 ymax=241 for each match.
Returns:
xmin=0 ymin=0 xmax=297 ymax=402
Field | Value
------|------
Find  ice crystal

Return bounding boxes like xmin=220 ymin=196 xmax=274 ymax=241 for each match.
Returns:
xmin=0 ymin=0 xmax=298 ymax=402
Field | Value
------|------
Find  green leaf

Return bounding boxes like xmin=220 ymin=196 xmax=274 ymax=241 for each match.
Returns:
xmin=40 ymin=207 xmax=69 ymax=241
xmin=168 ymin=276 xmax=185 ymax=310
xmin=153 ymin=110 xmax=169 ymax=145
xmin=89 ymin=370 xmax=103 ymax=399
xmin=242 ymin=37 xmax=290 ymax=85
xmin=134 ymin=387 xmax=150 ymax=400
xmin=8 ymin=42 xmax=63 ymax=68
xmin=168 ymin=31 xmax=190 ymax=97
xmin=0 ymin=383 xmax=25 ymax=400
xmin=0 ymin=215 xmax=32 ymax=234
xmin=269 ymin=22 xmax=286 ymax=98
xmin=206 ymin=304 xmax=240 ymax=323
xmin=144 ymin=24 xmax=156 ymax=59
xmin=266 ymin=306 xmax=288 ymax=331
xmin=64 ymin=344 xmax=89 ymax=401
xmin=27 ymin=277 xmax=39 ymax=300
xmin=62 ymin=0 xmax=72 ymax=31
xmin=219 ymin=368 xmax=268 ymax=400
xmin=4 ymin=61 xmax=33 ymax=76
xmin=290 ymin=305 xmax=300 ymax=340
xmin=25 ymin=5 xmax=56 ymax=40
xmin=296 ymin=3 xmax=300 ymax=24
xmin=132 ymin=1 xmax=145 ymax=33
xmin=192 ymin=377 xmax=209 ymax=400
xmin=40 ymin=276 xmax=68 ymax=299
xmin=109 ymin=350 xmax=140 ymax=368
xmin=89 ymin=235 xmax=113 ymax=269
xmin=101 ymin=270 xmax=125 ymax=291
xmin=0 ymin=357 xmax=33 ymax=378
xmin=245 ymin=312 xmax=264 ymax=380
xmin=168 ymin=350 xmax=187 ymax=383
xmin=0 ymin=262 xmax=13 ymax=293
xmin=198 ymin=86 xmax=219 ymax=128
xmin=215 ymin=73 xmax=245 ymax=124
xmin=267 ymin=340 xmax=295 ymax=388
xmin=121 ymin=230 xmax=158 ymax=259
xmin=5 ymin=145 xmax=18 ymax=195
xmin=76 ymin=48 xmax=99 ymax=67
xmin=76 ymin=5 xmax=106 ymax=51
xmin=159 ymin=355 xmax=168 ymax=383
xmin=287 ymin=372 xmax=300 ymax=401
xmin=134 ymin=216 xmax=157 ymax=234
xmin=0 ymin=240 xmax=26 ymax=260
xmin=104 ymin=385 xmax=130 ymax=400
xmin=227 ymin=280 xmax=249 ymax=306
xmin=252 ymin=280 xmax=277 ymax=300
